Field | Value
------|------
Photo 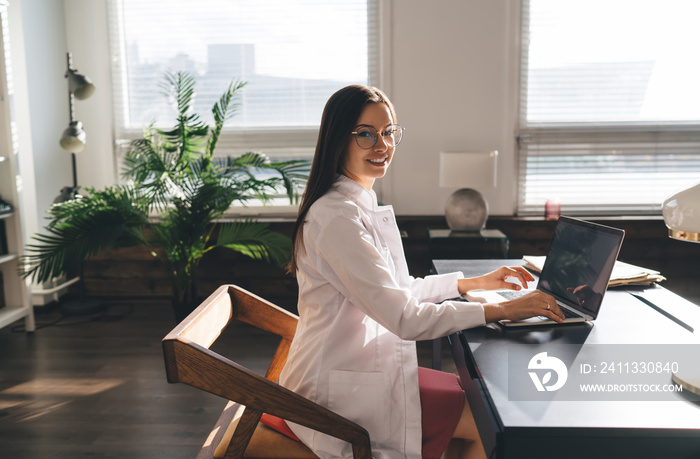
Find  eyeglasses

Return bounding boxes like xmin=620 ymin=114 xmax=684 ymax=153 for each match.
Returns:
xmin=350 ymin=125 xmax=405 ymax=149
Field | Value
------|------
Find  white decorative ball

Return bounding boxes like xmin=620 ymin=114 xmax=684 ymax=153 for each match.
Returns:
xmin=445 ymin=188 xmax=488 ymax=232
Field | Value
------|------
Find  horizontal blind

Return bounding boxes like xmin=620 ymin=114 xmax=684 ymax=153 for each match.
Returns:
xmin=518 ymin=129 xmax=700 ymax=214
xmin=518 ymin=0 xmax=700 ymax=215
xmin=108 ymin=0 xmax=377 ymax=155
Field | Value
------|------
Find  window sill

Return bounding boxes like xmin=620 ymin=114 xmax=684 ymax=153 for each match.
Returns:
xmin=221 ymin=197 xmax=299 ymax=221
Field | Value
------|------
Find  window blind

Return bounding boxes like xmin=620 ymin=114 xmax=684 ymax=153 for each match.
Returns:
xmin=518 ymin=0 xmax=700 ymax=215
xmin=108 ymin=0 xmax=378 ymax=156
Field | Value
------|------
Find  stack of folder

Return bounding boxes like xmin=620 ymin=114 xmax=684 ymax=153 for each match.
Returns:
xmin=522 ymin=255 xmax=666 ymax=287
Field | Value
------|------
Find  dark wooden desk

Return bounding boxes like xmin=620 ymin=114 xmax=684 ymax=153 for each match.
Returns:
xmin=428 ymin=235 xmax=508 ymax=370
xmin=428 ymin=228 xmax=510 ymax=260
xmin=433 ymin=259 xmax=700 ymax=459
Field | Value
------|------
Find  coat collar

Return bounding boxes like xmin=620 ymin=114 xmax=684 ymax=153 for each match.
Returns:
xmin=332 ymin=174 xmax=381 ymax=212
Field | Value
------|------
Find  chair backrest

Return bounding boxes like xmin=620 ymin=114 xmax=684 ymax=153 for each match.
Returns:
xmin=162 ymin=285 xmax=372 ymax=459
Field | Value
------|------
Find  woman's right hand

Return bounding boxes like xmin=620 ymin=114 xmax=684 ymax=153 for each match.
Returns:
xmin=483 ymin=290 xmax=565 ymax=324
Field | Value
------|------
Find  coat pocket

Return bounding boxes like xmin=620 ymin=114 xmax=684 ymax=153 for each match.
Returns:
xmin=328 ymin=370 xmax=391 ymax=442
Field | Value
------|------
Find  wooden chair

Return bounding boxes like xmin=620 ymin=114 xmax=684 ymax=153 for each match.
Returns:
xmin=162 ymin=284 xmax=372 ymax=459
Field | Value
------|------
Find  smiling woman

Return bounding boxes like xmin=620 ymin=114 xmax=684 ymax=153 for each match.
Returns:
xmin=278 ymin=85 xmax=559 ymax=459
xmin=341 ymin=103 xmax=400 ymax=190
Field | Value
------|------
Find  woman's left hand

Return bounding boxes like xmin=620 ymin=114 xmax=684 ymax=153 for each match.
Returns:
xmin=458 ymin=266 xmax=534 ymax=294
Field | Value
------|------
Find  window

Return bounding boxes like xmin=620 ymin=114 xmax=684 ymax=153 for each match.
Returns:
xmin=108 ymin=0 xmax=379 ymax=159
xmin=518 ymin=0 xmax=700 ymax=215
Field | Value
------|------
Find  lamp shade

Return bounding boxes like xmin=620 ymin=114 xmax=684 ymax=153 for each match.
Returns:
xmin=662 ymin=179 xmax=700 ymax=243
xmin=664 ymin=179 xmax=700 ymax=395
xmin=60 ymin=121 xmax=87 ymax=153
xmin=67 ymin=69 xmax=95 ymax=100
xmin=439 ymin=151 xmax=498 ymax=189
xmin=439 ymin=151 xmax=498 ymax=232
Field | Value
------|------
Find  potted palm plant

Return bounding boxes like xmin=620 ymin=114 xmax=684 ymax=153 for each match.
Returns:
xmin=22 ymin=71 xmax=309 ymax=320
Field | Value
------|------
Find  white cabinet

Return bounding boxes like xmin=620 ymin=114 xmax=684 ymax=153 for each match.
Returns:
xmin=0 ymin=0 xmax=34 ymax=332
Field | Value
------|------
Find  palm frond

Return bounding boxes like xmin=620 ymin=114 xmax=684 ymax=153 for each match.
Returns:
xmin=22 ymin=187 xmax=150 ymax=284
xmin=208 ymin=152 xmax=310 ymax=204
xmin=220 ymin=154 xmax=310 ymax=203
xmin=216 ymin=220 xmax=292 ymax=267
xmin=121 ymin=137 xmax=178 ymax=210
xmin=160 ymin=71 xmax=196 ymax=117
xmin=158 ymin=71 xmax=209 ymax=167
xmin=206 ymin=80 xmax=247 ymax=160
xmin=122 ymin=138 xmax=170 ymax=180
xmin=257 ymin=158 xmax=311 ymax=202
xmin=22 ymin=71 xmax=310 ymax=314
xmin=224 ymin=151 xmax=273 ymax=169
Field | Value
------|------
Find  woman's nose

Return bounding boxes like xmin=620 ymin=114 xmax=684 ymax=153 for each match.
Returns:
xmin=374 ymin=133 xmax=389 ymax=151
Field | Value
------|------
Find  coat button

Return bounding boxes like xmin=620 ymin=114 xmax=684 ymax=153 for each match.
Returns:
xmin=383 ymin=217 xmax=389 ymax=222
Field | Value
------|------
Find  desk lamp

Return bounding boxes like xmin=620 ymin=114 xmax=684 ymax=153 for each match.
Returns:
xmin=662 ymin=179 xmax=700 ymax=243
xmin=662 ymin=179 xmax=700 ymax=395
xmin=439 ymin=151 xmax=498 ymax=233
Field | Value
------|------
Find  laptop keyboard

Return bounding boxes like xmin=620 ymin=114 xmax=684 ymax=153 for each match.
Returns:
xmin=560 ymin=307 xmax=581 ymax=318
xmin=498 ymin=290 xmax=524 ymax=301
xmin=497 ymin=290 xmax=582 ymax=319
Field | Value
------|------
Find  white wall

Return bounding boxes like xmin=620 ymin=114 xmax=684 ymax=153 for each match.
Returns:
xmin=18 ymin=0 xmax=115 ymax=228
xmin=381 ymin=0 xmax=518 ymax=215
xmin=63 ymin=0 xmax=116 ymax=193
xmin=18 ymin=0 xmax=68 ymax=227
xmin=7 ymin=0 xmax=39 ymax=238
xmin=17 ymin=0 xmax=520 ymax=224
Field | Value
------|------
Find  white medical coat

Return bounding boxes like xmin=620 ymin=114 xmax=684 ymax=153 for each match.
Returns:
xmin=279 ymin=175 xmax=487 ymax=459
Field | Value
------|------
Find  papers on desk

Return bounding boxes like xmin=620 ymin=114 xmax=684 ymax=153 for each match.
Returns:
xmin=522 ymin=255 xmax=666 ymax=287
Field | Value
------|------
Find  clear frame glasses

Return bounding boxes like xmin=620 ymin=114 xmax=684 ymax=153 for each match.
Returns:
xmin=351 ymin=125 xmax=405 ymax=149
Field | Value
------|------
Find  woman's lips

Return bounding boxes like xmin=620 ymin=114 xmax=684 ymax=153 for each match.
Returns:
xmin=367 ymin=156 xmax=388 ymax=165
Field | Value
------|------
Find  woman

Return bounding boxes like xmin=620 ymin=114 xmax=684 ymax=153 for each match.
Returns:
xmin=278 ymin=85 xmax=563 ymax=459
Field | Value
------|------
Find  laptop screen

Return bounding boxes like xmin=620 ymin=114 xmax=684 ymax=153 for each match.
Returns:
xmin=538 ymin=217 xmax=624 ymax=317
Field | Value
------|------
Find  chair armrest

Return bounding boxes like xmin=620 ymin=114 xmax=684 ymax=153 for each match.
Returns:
xmin=163 ymin=339 xmax=371 ymax=459
xmin=228 ymin=285 xmax=298 ymax=340
xmin=164 ymin=285 xmax=233 ymax=350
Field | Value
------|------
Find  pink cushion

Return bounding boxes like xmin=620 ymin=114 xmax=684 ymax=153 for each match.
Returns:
xmin=260 ymin=413 xmax=302 ymax=442
xmin=418 ymin=367 xmax=465 ymax=459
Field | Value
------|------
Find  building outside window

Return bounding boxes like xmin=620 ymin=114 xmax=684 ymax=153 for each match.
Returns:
xmin=518 ymin=0 xmax=700 ymax=215
xmin=108 ymin=0 xmax=379 ymax=162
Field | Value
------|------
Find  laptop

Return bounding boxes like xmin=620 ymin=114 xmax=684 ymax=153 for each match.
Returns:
xmin=466 ymin=216 xmax=625 ymax=327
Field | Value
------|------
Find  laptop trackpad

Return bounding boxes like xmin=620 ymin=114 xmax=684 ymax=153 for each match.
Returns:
xmin=499 ymin=316 xmax=556 ymax=327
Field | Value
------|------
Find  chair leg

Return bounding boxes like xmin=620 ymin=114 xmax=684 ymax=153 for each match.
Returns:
xmin=224 ymin=407 xmax=263 ymax=459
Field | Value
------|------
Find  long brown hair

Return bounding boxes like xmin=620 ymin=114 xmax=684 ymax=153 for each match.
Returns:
xmin=287 ymin=85 xmax=397 ymax=275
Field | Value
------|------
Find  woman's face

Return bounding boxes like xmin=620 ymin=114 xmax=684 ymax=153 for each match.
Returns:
xmin=341 ymin=102 xmax=396 ymax=191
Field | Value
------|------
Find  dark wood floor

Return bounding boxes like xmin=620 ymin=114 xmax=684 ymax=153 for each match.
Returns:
xmin=1 ymin=280 xmax=698 ymax=458
xmin=0 ymin=300 xmax=270 ymax=458
xmin=0 ymin=298 xmax=447 ymax=459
